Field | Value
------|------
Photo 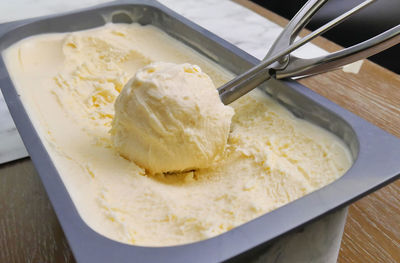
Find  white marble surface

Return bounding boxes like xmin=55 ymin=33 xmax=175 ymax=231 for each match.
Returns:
xmin=0 ymin=0 xmax=328 ymax=164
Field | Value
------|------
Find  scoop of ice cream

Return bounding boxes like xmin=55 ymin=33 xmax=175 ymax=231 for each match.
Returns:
xmin=111 ymin=62 xmax=234 ymax=174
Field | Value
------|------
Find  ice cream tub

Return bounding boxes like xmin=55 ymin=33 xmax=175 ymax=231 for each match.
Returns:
xmin=0 ymin=0 xmax=399 ymax=262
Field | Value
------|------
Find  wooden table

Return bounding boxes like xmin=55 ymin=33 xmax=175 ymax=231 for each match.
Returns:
xmin=1 ymin=1 xmax=399 ymax=262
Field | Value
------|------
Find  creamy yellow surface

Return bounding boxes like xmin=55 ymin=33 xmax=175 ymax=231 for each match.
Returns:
xmin=3 ymin=23 xmax=352 ymax=246
xmin=111 ymin=62 xmax=234 ymax=174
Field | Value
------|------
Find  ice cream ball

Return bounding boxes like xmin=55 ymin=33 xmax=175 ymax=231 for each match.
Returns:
xmin=111 ymin=62 xmax=234 ymax=174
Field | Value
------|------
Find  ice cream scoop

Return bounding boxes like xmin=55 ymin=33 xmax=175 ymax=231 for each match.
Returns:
xmin=218 ymin=0 xmax=400 ymax=104
xmin=111 ymin=62 xmax=234 ymax=174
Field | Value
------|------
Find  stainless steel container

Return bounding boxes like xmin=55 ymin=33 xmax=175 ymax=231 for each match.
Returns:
xmin=0 ymin=1 xmax=399 ymax=262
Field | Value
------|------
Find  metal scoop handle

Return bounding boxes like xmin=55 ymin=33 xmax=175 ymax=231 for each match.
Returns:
xmin=276 ymin=24 xmax=400 ymax=79
xmin=218 ymin=0 xmax=400 ymax=105
xmin=264 ymin=0 xmax=329 ymax=64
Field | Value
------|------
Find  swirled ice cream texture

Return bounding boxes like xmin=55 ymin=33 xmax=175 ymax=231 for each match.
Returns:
xmin=2 ymin=23 xmax=352 ymax=246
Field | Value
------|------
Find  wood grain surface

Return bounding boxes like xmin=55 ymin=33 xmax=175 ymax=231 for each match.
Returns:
xmin=1 ymin=1 xmax=399 ymax=262
xmin=0 ymin=159 xmax=74 ymax=262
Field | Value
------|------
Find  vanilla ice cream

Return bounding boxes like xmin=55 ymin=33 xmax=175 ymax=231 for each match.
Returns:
xmin=2 ymin=23 xmax=352 ymax=246
xmin=111 ymin=62 xmax=234 ymax=174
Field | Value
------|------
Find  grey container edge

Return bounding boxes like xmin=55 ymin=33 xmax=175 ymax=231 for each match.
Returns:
xmin=0 ymin=0 xmax=399 ymax=262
